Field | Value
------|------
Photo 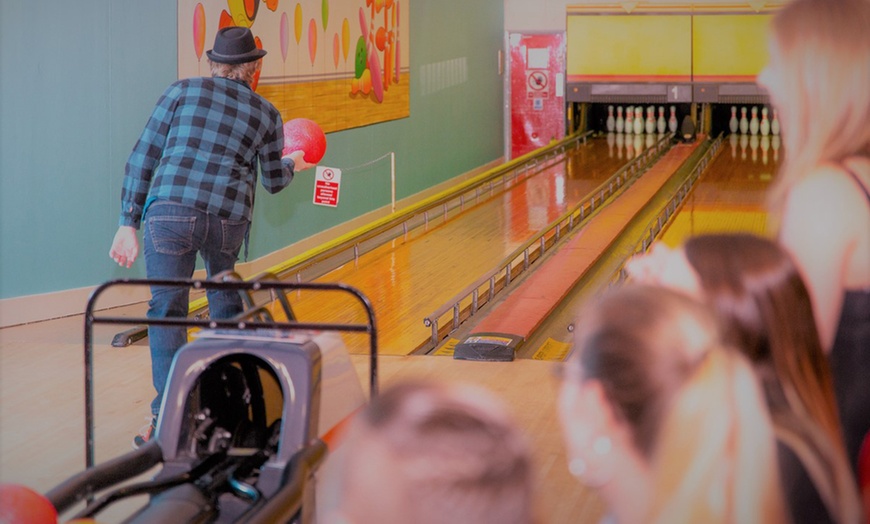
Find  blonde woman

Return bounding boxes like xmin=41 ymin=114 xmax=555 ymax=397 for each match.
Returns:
xmin=558 ymin=285 xmax=786 ymax=523
xmin=757 ymin=0 xmax=870 ymax=473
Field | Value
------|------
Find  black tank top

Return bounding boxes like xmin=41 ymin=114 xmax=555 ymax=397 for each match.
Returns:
xmin=829 ymin=167 xmax=870 ymax=473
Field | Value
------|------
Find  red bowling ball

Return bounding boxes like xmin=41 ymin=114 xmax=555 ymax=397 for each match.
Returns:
xmin=283 ymin=118 xmax=327 ymax=164
xmin=0 ymin=483 xmax=57 ymax=523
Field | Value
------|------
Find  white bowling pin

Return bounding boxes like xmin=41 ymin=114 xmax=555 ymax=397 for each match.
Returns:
xmin=625 ymin=106 xmax=634 ymax=135
xmin=761 ymin=135 xmax=770 ymax=165
xmin=771 ymin=108 xmax=780 ymax=136
xmin=668 ymin=106 xmax=678 ymax=133
xmin=606 ymin=105 xmax=615 ymax=133
xmin=615 ymin=106 xmax=625 ymax=133
xmin=729 ymin=106 xmax=739 ymax=134
xmin=760 ymin=107 xmax=770 ymax=136
xmin=749 ymin=106 xmax=759 ymax=136
xmin=656 ymin=106 xmax=666 ymax=134
xmin=739 ymin=107 xmax=749 ymax=134
xmin=633 ymin=107 xmax=644 ymax=135
xmin=645 ymin=106 xmax=656 ymax=135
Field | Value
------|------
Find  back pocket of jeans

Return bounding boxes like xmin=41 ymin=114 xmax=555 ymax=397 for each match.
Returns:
xmin=148 ymin=216 xmax=196 ymax=255
xmin=220 ymin=219 xmax=249 ymax=256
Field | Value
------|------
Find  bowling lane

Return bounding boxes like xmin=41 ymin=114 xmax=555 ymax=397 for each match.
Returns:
xmin=658 ymin=132 xmax=781 ymax=245
xmin=280 ymin=137 xmax=634 ymax=355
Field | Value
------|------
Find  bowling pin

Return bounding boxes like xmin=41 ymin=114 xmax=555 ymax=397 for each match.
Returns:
xmin=606 ymin=105 xmax=615 ymax=133
xmin=668 ymin=106 xmax=678 ymax=133
xmin=607 ymin=132 xmax=615 ymax=157
xmin=625 ymin=106 xmax=634 ymax=135
xmin=615 ymin=106 xmax=625 ymax=133
xmin=729 ymin=106 xmax=739 ymax=134
xmin=771 ymin=108 xmax=780 ymax=136
xmin=729 ymin=133 xmax=738 ymax=159
xmin=760 ymin=106 xmax=770 ymax=136
xmin=772 ymin=135 xmax=781 ymax=162
xmin=761 ymin=135 xmax=770 ymax=165
xmin=645 ymin=106 xmax=656 ymax=135
xmin=656 ymin=106 xmax=666 ymax=134
xmin=739 ymin=107 xmax=749 ymax=134
xmin=750 ymin=134 xmax=759 ymax=163
xmin=740 ymin=134 xmax=749 ymax=161
xmin=749 ymin=106 xmax=759 ymax=136
xmin=633 ymin=107 xmax=644 ymax=135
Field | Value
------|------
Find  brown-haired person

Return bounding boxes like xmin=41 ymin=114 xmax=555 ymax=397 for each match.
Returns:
xmin=322 ymin=380 xmax=539 ymax=524
xmin=558 ymin=284 xmax=787 ymax=523
xmin=756 ymin=0 xmax=870 ymax=475
xmin=626 ymin=233 xmax=863 ymax=523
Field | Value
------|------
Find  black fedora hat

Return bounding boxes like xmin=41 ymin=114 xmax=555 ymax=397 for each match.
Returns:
xmin=207 ymin=26 xmax=267 ymax=64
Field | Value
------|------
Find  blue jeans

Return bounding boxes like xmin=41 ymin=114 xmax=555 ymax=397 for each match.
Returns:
xmin=143 ymin=201 xmax=249 ymax=416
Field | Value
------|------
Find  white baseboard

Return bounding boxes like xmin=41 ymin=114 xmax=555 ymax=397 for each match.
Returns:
xmin=0 ymin=158 xmax=502 ymax=328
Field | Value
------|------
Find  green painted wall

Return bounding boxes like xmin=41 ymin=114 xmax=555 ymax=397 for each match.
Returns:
xmin=0 ymin=1 xmax=505 ymax=300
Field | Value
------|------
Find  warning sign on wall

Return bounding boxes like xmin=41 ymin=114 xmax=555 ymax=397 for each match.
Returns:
xmin=313 ymin=166 xmax=341 ymax=207
xmin=526 ymin=70 xmax=550 ymax=98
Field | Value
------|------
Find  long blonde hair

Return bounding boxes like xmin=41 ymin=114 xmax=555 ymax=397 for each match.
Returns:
xmin=651 ymin=348 xmax=787 ymax=523
xmin=574 ymin=285 xmax=787 ymax=523
xmin=766 ymin=0 xmax=870 ymax=209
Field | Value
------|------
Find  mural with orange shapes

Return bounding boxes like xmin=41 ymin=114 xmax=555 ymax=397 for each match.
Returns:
xmin=177 ymin=0 xmax=410 ymax=133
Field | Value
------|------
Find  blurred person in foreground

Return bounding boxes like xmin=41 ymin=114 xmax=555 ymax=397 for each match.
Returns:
xmin=321 ymin=380 xmax=539 ymax=524
xmin=757 ymin=0 xmax=870 ymax=473
xmin=627 ymin=233 xmax=863 ymax=523
xmin=558 ymin=284 xmax=787 ymax=523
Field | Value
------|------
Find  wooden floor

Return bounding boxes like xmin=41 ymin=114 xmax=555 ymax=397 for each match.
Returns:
xmin=289 ymin=137 xmax=629 ymax=356
xmin=0 ymin=133 xmax=775 ymax=523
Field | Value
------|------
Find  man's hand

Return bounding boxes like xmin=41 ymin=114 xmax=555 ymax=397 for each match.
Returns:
xmin=285 ymin=150 xmax=315 ymax=171
xmin=110 ymin=226 xmax=139 ymax=268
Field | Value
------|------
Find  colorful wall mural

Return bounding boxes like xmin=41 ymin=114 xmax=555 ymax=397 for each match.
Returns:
xmin=178 ymin=0 xmax=410 ymax=133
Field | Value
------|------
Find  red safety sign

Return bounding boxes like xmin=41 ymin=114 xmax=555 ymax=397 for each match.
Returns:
xmin=313 ymin=166 xmax=341 ymax=207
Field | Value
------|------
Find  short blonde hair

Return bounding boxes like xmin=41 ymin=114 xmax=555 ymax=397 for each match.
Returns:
xmin=207 ymin=58 xmax=261 ymax=85
xmin=767 ymin=0 xmax=870 ymax=208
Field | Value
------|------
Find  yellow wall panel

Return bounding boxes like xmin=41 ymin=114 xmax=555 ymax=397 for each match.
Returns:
xmin=567 ymin=15 xmax=692 ymax=82
xmin=693 ymin=14 xmax=773 ymax=81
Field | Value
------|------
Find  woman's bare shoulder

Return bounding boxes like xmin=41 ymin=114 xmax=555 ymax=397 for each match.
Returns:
xmin=789 ymin=162 xmax=869 ymax=207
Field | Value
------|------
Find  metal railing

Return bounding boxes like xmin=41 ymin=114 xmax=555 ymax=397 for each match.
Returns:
xmin=268 ymin=131 xmax=593 ymax=285
xmin=421 ymin=133 xmax=673 ymax=349
xmin=612 ymin=133 xmax=725 ymax=287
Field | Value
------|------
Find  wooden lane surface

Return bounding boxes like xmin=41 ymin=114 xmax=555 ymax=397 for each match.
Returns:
xmin=277 ymin=138 xmax=631 ymax=356
xmin=468 ymin=141 xmax=701 ymax=341
xmin=660 ymin=133 xmax=781 ymax=245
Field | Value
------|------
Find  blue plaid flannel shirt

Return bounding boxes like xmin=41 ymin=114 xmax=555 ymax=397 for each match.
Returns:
xmin=119 ymin=76 xmax=294 ymax=229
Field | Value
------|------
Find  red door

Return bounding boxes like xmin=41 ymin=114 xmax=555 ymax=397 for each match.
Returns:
xmin=508 ymin=32 xmax=566 ymax=159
